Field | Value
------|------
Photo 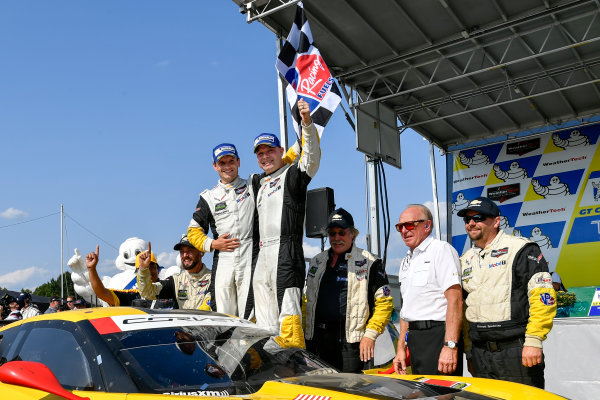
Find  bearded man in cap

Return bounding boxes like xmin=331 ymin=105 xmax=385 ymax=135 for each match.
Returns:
xmin=138 ymin=235 xmax=211 ymax=310
xmin=304 ymin=208 xmax=393 ymax=372
xmin=458 ymin=196 xmax=556 ymax=389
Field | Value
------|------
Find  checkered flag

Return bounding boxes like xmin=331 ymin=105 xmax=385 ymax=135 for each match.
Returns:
xmin=276 ymin=1 xmax=341 ymax=140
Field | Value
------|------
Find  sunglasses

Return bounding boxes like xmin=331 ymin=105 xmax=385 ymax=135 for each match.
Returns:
xmin=463 ymin=214 xmax=489 ymax=224
xmin=395 ymin=220 xmax=425 ymax=232
xmin=66 ymin=300 xmax=74 ymax=303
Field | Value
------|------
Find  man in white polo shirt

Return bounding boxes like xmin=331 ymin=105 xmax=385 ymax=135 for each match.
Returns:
xmin=393 ymin=204 xmax=463 ymax=376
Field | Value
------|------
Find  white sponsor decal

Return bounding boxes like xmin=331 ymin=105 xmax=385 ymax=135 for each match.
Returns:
xmin=109 ymin=313 xmax=255 ymax=332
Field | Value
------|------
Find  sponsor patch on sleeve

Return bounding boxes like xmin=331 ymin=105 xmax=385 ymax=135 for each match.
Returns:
xmin=382 ymin=285 xmax=391 ymax=296
xmin=540 ymin=292 xmax=555 ymax=306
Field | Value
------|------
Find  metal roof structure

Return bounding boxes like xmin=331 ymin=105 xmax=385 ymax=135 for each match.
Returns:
xmin=233 ymin=0 xmax=600 ymax=151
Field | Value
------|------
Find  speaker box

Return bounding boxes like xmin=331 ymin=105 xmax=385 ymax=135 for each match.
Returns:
xmin=305 ymin=187 xmax=335 ymax=238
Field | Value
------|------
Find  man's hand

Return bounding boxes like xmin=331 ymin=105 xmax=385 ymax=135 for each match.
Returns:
xmin=298 ymin=98 xmax=312 ymax=126
xmin=522 ymin=345 xmax=543 ymax=367
xmin=211 ymin=233 xmax=240 ymax=252
xmin=86 ymin=245 xmax=100 ymax=270
xmin=138 ymin=242 xmax=152 ymax=270
xmin=438 ymin=346 xmax=458 ymax=374
xmin=359 ymin=337 xmax=375 ymax=362
xmin=392 ymin=344 xmax=408 ymax=374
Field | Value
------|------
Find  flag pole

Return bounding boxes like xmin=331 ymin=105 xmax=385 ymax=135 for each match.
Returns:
xmin=276 ymin=36 xmax=290 ymax=150
xmin=60 ymin=204 xmax=64 ymax=299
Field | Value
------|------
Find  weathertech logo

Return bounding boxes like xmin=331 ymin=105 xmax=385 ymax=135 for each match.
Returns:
xmin=295 ymin=395 xmax=331 ymax=400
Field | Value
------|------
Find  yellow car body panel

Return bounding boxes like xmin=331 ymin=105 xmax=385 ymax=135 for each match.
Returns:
xmin=364 ymin=370 xmax=566 ymax=400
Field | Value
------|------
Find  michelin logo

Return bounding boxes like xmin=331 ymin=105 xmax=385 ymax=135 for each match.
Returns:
xmin=459 ymin=149 xmax=490 ymax=167
xmin=529 ymin=226 xmax=553 ymax=249
xmin=552 ymin=130 xmax=590 ymax=149
xmin=531 ymin=176 xmax=570 ymax=197
xmin=493 ymin=161 xmax=528 ymax=181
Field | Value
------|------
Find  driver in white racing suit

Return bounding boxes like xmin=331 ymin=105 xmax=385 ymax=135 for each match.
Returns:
xmin=251 ymin=98 xmax=319 ymax=348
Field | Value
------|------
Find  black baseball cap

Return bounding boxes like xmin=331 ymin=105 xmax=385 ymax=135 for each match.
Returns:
xmin=50 ymin=295 xmax=61 ymax=302
xmin=174 ymin=234 xmax=200 ymax=251
xmin=327 ymin=208 xmax=354 ymax=230
xmin=457 ymin=197 xmax=500 ymax=217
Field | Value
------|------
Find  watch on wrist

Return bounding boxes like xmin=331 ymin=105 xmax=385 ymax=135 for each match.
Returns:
xmin=444 ymin=340 xmax=457 ymax=349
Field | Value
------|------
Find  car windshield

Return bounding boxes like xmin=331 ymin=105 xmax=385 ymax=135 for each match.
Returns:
xmin=101 ymin=317 xmax=334 ymax=395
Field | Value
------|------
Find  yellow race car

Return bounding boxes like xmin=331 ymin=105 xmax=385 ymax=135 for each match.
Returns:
xmin=0 ymin=307 xmax=568 ymax=399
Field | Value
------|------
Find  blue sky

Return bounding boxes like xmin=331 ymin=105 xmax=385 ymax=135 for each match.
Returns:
xmin=0 ymin=2 xmax=447 ymax=292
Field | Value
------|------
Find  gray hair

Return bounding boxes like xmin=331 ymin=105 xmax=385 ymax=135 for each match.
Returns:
xmin=406 ymin=204 xmax=433 ymax=222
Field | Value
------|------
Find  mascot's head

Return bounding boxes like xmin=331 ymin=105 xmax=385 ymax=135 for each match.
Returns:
xmin=456 ymin=192 xmax=464 ymax=201
xmin=115 ymin=237 xmax=147 ymax=271
xmin=531 ymin=227 xmax=542 ymax=237
xmin=549 ymin=176 xmax=561 ymax=186
xmin=474 ymin=149 xmax=483 ymax=157
xmin=509 ymin=161 xmax=520 ymax=170
xmin=570 ymin=130 xmax=580 ymax=138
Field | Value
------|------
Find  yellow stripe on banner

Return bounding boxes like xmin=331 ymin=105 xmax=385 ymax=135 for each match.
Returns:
xmin=453 ymin=153 xmax=469 ymax=172
xmin=556 ymin=143 xmax=600 ymax=288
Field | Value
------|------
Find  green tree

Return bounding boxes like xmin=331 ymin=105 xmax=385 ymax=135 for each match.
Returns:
xmin=33 ymin=272 xmax=75 ymax=298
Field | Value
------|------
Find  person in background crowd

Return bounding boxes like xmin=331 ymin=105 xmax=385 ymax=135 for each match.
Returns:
xmin=74 ymin=299 xmax=87 ymax=309
xmin=458 ymin=196 xmax=556 ymax=389
xmin=66 ymin=295 xmax=76 ymax=310
xmin=304 ymin=208 xmax=393 ymax=372
xmin=393 ymin=204 xmax=463 ymax=376
xmin=3 ymin=296 xmax=22 ymax=321
xmin=551 ymin=271 xmax=566 ymax=292
xmin=18 ymin=292 xmax=41 ymax=319
xmin=187 ymin=143 xmax=256 ymax=320
xmin=44 ymin=295 xmax=61 ymax=314
xmin=138 ymin=235 xmax=211 ymax=310
xmin=84 ymin=244 xmax=162 ymax=306
xmin=251 ymin=98 xmax=319 ymax=348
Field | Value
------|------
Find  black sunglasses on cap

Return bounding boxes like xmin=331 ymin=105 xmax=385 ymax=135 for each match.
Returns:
xmin=463 ymin=214 xmax=490 ymax=224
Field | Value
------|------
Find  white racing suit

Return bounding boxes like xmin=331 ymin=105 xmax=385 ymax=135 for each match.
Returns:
xmin=188 ymin=177 xmax=257 ymax=319
xmin=138 ymin=264 xmax=212 ymax=310
xmin=252 ymin=122 xmax=320 ymax=348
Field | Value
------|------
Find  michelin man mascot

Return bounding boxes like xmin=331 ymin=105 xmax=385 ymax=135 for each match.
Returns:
xmin=68 ymin=237 xmax=180 ymax=305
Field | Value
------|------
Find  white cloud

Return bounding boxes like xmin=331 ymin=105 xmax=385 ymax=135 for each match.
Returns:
xmin=303 ymin=241 xmax=321 ymax=258
xmin=157 ymin=251 xmax=179 ymax=268
xmin=0 ymin=207 xmax=28 ymax=219
xmin=0 ymin=266 xmax=49 ymax=291
xmin=156 ymin=59 xmax=171 ymax=68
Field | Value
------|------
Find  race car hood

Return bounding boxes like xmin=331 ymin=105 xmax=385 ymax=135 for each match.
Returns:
xmin=255 ymin=373 xmax=498 ymax=400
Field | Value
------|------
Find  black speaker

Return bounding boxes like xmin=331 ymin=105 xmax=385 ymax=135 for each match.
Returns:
xmin=305 ymin=187 xmax=335 ymax=238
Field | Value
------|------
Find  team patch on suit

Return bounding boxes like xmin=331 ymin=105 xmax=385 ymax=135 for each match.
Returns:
xmin=215 ymin=202 xmax=227 ymax=212
xmin=308 ymin=266 xmax=318 ymax=276
xmin=488 ymin=260 xmax=506 ymax=268
xmin=540 ymin=292 xmax=555 ymax=306
xmin=235 ymin=185 xmax=247 ymax=195
xmin=237 ymin=192 xmax=250 ymax=203
xmin=383 ymin=285 xmax=391 ymax=296
xmin=269 ymin=178 xmax=280 ymax=188
xmin=355 ymin=260 xmax=367 ymax=266
xmin=490 ymin=247 xmax=508 ymax=257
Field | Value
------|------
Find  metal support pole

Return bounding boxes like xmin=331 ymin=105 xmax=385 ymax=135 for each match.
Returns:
xmin=60 ymin=204 xmax=64 ymax=299
xmin=367 ymin=158 xmax=381 ymax=256
xmin=276 ymin=36 xmax=289 ymax=150
xmin=429 ymin=143 xmax=441 ymax=240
